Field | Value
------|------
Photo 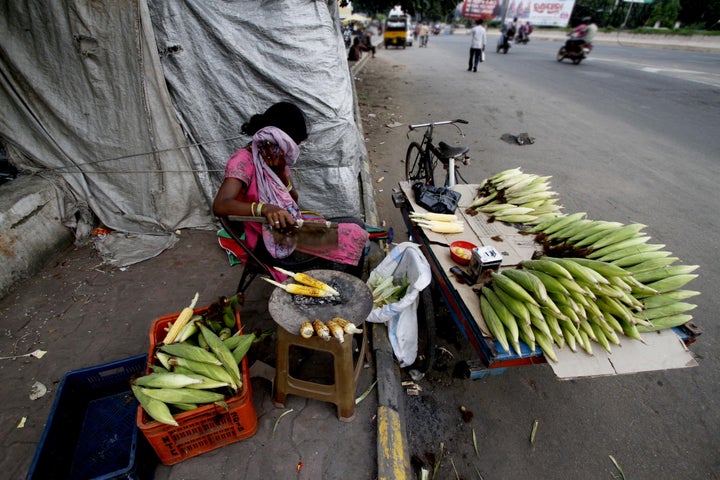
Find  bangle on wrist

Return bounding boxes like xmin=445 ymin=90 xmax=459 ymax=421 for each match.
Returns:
xmin=250 ymin=202 xmax=257 ymax=217
xmin=257 ymin=202 xmax=265 ymax=216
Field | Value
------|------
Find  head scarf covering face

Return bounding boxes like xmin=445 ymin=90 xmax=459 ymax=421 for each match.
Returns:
xmin=251 ymin=126 xmax=301 ymax=258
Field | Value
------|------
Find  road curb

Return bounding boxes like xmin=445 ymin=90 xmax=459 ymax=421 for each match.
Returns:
xmin=351 ymin=39 xmax=413 ymax=480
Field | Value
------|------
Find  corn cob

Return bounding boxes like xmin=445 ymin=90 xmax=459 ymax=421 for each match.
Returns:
xmin=533 ymin=328 xmax=558 ymax=362
xmin=326 ymin=319 xmax=346 ymax=343
xmin=493 ymin=286 xmax=532 ymax=326
xmin=632 ymin=265 xmax=699 ymax=284
xmin=413 ymin=219 xmax=464 ymax=234
xmin=502 ymin=269 xmax=550 ymax=305
xmin=482 ymin=288 xmax=521 ymax=355
xmin=168 ymin=356 xmax=238 ymax=389
xmin=637 ymin=314 xmax=693 ymax=332
xmin=638 ymin=302 xmax=697 ymax=321
xmin=589 ymin=223 xmax=647 ymax=250
xmin=181 ymin=374 xmax=232 ymax=390
xmin=641 ymin=290 xmax=700 ymax=309
xmin=273 ymin=267 xmax=340 ymax=296
xmin=133 ymin=372 xmax=204 ymax=389
xmin=644 ymin=274 xmax=698 ymax=294
xmin=140 ymin=386 xmax=226 ymax=405
xmin=521 ymin=259 xmax=573 ymax=280
xmin=409 ymin=212 xmax=459 ymax=222
xmin=176 ymin=315 xmax=202 ymax=343
xmin=313 ymin=320 xmax=331 ymax=341
xmin=198 ymin=322 xmax=243 ymax=391
xmin=262 ymin=277 xmax=336 ymax=297
xmin=479 ymin=290 xmax=510 ymax=354
xmin=610 ymin=251 xmax=672 ymax=268
xmin=300 ymin=321 xmax=314 ymax=338
xmin=160 ymin=343 xmax=223 ymax=366
xmin=566 ymin=221 xmax=623 ymax=245
xmin=331 ymin=317 xmax=364 ymax=334
xmin=163 ymin=292 xmax=199 ymax=344
xmin=132 ymin=385 xmax=179 ymax=427
xmin=173 ymin=403 xmax=199 ymax=411
xmin=231 ymin=333 xmax=256 ymax=364
xmin=491 ymin=271 xmax=539 ymax=306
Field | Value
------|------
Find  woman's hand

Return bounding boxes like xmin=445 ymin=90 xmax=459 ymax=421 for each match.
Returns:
xmin=261 ymin=203 xmax=296 ymax=233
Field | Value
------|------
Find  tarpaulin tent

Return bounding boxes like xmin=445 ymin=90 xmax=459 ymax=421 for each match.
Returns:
xmin=0 ymin=0 xmax=365 ymax=266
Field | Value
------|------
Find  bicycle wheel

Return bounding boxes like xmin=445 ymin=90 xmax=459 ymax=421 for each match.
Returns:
xmin=405 ymin=142 xmax=429 ymax=184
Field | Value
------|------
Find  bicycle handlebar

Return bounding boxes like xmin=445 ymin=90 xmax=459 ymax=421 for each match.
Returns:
xmin=408 ymin=119 xmax=469 ymax=131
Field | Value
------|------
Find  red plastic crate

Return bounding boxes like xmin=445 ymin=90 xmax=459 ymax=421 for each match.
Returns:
xmin=137 ymin=306 xmax=258 ymax=465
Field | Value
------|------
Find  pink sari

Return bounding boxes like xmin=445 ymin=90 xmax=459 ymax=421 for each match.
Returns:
xmin=223 ymin=127 xmax=368 ymax=272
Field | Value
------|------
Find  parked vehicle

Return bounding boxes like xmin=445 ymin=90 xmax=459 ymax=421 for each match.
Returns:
xmin=405 ymin=119 xmax=470 ymax=187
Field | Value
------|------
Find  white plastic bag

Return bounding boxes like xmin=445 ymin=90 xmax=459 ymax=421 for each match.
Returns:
xmin=366 ymin=242 xmax=432 ymax=367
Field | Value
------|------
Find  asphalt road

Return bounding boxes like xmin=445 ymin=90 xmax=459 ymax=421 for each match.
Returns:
xmin=357 ymin=33 xmax=719 ymax=479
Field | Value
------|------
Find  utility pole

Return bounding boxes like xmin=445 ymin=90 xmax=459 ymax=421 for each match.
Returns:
xmin=498 ymin=0 xmax=511 ymax=28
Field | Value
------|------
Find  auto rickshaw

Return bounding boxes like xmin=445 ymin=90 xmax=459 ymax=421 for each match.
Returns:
xmin=384 ymin=15 xmax=408 ymax=48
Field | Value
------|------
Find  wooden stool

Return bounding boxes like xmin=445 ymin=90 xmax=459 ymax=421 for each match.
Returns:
xmin=272 ymin=323 xmax=368 ymax=422
xmin=267 ymin=269 xmax=374 ymax=422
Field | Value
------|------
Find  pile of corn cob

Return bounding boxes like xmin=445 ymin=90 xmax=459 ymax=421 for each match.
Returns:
xmin=466 ymin=167 xmax=564 ymax=225
xmin=409 ymin=212 xmax=464 ymax=234
xmin=477 ymin=212 xmax=699 ymax=361
xmin=300 ymin=317 xmax=363 ymax=343
xmin=132 ymin=295 xmax=255 ymax=426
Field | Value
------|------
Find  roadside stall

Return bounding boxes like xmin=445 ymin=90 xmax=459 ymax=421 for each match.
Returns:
xmin=393 ymin=171 xmax=701 ymax=380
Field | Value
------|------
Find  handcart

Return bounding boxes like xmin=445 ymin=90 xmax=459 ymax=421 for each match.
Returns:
xmin=393 ymin=181 xmax=702 ymax=380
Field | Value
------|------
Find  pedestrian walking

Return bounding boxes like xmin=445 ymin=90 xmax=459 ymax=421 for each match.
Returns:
xmin=467 ymin=18 xmax=486 ymax=72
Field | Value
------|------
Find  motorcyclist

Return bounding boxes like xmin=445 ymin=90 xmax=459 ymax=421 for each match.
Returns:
xmin=516 ymin=21 xmax=532 ymax=43
xmin=566 ymin=16 xmax=598 ymax=53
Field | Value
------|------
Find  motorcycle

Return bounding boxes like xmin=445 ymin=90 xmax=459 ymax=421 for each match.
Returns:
xmin=557 ymin=35 xmax=592 ymax=64
xmin=496 ymin=31 xmax=512 ymax=54
xmin=515 ymin=29 xmax=530 ymax=45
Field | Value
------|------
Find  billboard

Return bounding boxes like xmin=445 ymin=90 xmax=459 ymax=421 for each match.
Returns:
xmin=461 ymin=0 xmax=576 ymax=27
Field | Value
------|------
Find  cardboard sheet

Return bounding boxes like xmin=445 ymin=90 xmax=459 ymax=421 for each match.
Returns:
xmin=551 ymin=329 xmax=698 ymax=379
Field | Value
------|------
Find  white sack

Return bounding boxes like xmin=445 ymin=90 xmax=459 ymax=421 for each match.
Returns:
xmin=367 ymin=242 xmax=432 ymax=367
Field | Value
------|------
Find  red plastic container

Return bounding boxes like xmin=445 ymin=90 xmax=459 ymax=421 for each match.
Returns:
xmin=137 ymin=306 xmax=258 ymax=465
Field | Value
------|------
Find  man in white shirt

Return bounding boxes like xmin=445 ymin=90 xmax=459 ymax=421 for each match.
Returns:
xmin=468 ymin=18 xmax=487 ymax=72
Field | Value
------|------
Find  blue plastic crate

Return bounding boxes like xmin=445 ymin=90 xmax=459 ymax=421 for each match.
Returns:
xmin=27 ymin=354 xmax=156 ymax=480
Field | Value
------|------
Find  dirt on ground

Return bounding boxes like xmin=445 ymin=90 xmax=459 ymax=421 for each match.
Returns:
xmin=355 ymin=54 xmax=493 ymax=479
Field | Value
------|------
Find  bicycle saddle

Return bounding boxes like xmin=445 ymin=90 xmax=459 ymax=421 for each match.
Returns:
xmin=437 ymin=141 xmax=469 ymax=160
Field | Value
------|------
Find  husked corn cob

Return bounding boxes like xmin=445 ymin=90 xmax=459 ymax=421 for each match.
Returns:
xmin=300 ymin=321 xmax=314 ymax=338
xmin=163 ymin=292 xmax=199 ymax=344
xmin=273 ymin=267 xmax=340 ymax=296
xmin=313 ymin=319 xmax=331 ymax=341
xmin=326 ymin=319 xmax=345 ymax=343
xmin=331 ymin=317 xmax=364 ymax=334
xmin=263 ymin=277 xmax=336 ymax=297
xmin=410 ymin=212 xmax=459 ymax=222
xmin=132 ymin=385 xmax=178 ymax=427
xmin=413 ymin=219 xmax=464 ymax=234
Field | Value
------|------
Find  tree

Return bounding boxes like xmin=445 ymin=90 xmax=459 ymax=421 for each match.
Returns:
xmin=649 ymin=0 xmax=681 ymax=28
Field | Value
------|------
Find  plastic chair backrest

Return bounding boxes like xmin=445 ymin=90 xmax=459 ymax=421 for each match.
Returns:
xmin=218 ymin=216 xmax=274 ymax=294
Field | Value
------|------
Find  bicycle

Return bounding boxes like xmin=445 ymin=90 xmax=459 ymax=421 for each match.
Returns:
xmin=405 ymin=119 xmax=471 ymax=187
